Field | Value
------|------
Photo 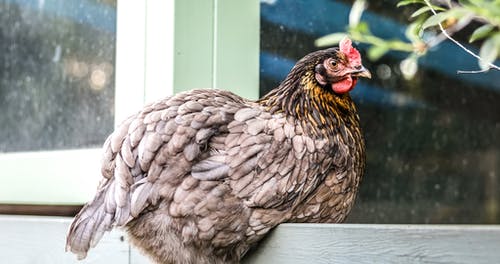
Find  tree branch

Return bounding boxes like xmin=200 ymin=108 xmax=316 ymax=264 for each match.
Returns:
xmin=424 ymin=0 xmax=500 ymax=72
xmin=426 ymin=15 xmax=472 ymax=48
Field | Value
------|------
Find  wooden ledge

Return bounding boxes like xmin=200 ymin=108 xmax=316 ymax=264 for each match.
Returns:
xmin=0 ymin=216 xmax=499 ymax=263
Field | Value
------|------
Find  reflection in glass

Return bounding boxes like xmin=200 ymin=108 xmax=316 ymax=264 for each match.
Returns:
xmin=260 ymin=0 xmax=500 ymax=224
xmin=0 ymin=0 xmax=116 ymax=152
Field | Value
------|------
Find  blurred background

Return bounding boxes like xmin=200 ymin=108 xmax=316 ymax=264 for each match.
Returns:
xmin=260 ymin=0 xmax=500 ymax=224
xmin=0 ymin=0 xmax=499 ymax=224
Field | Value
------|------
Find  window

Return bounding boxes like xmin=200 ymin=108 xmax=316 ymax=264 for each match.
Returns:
xmin=0 ymin=0 xmax=174 ymax=207
xmin=260 ymin=0 xmax=500 ymax=224
xmin=0 ymin=0 xmax=256 ymax=210
xmin=7 ymin=0 xmax=495 ymax=225
xmin=0 ymin=0 xmax=117 ymax=207
xmin=0 ymin=0 xmax=116 ymax=152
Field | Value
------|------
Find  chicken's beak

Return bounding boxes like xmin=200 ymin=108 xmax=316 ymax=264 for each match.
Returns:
xmin=350 ymin=66 xmax=372 ymax=79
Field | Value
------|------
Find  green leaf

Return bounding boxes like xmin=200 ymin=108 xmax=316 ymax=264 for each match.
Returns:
xmin=422 ymin=12 xmax=449 ymax=29
xmin=405 ymin=18 xmax=425 ymax=42
xmin=315 ymin=33 xmax=348 ymax=47
xmin=460 ymin=0 xmax=500 ymax=24
xmin=478 ymin=33 xmax=500 ymax=70
xmin=397 ymin=0 xmax=424 ymax=7
xmin=422 ymin=8 xmax=470 ymax=30
xmin=462 ymin=0 xmax=486 ymax=8
xmin=430 ymin=5 xmax=447 ymax=12
xmin=411 ymin=5 xmax=446 ymax=18
xmin=351 ymin=22 xmax=370 ymax=34
xmin=411 ymin=6 xmax=432 ymax=18
xmin=469 ymin=24 xmax=495 ymax=43
xmin=367 ymin=45 xmax=390 ymax=61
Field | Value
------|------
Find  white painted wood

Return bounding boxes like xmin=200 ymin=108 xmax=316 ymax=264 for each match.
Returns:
xmin=144 ymin=0 xmax=174 ymax=104
xmin=0 ymin=149 xmax=101 ymax=204
xmin=0 ymin=215 xmax=126 ymax=264
xmin=2 ymin=216 xmax=499 ymax=264
xmin=115 ymin=0 xmax=175 ymax=124
xmin=0 ymin=215 xmax=152 ymax=264
xmin=130 ymin=246 xmax=153 ymax=264
xmin=242 ymin=223 xmax=500 ymax=264
xmin=115 ymin=1 xmax=147 ymax=125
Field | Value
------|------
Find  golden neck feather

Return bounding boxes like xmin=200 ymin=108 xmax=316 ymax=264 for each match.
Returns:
xmin=258 ymin=72 xmax=360 ymax=138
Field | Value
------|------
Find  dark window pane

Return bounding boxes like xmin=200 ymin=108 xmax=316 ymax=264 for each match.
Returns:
xmin=0 ymin=0 xmax=116 ymax=152
xmin=260 ymin=0 xmax=500 ymax=224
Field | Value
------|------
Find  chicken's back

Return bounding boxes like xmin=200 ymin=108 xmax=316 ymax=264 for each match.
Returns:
xmin=66 ymin=89 xmax=253 ymax=262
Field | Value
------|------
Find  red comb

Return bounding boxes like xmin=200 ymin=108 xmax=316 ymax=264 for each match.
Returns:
xmin=340 ymin=37 xmax=361 ymax=65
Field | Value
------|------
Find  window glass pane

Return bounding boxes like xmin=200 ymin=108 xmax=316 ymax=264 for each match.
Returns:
xmin=260 ymin=0 xmax=500 ymax=224
xmin=0 ymin=0 xmax=116 ymax=152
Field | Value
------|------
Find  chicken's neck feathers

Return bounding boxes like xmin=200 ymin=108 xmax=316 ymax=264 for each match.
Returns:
xmin=258 ymin=71 xmax=360 ymax=140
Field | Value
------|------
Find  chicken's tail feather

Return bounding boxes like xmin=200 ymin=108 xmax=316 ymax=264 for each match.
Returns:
xmin=65 ymin=192 xmax=114 ymax=260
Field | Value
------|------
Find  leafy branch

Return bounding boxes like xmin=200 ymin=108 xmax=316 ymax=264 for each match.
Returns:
xmin=316 ymin=0 xmax=500 ymax=78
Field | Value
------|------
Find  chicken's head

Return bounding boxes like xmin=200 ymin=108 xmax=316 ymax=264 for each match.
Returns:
xmin=314 ymin=37 xmax=371 ymax=94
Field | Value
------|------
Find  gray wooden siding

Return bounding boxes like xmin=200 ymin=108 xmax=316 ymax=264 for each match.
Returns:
xmin=1 ymin=215 xmax=499 ymax=264
xmin=243 ymin=223 xmax=500 ymax=264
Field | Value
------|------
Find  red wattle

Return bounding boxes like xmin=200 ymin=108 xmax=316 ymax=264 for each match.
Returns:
xmin=332 ymin=77 xmax=356 ymax=94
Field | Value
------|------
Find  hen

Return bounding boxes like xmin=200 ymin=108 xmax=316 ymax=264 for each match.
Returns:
xmin=66 ymin=38 xmax=371 ymax=264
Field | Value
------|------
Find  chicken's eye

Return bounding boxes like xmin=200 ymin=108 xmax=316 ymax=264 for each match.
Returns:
xmin=329 ymin=59 xmax=338 ymax=68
